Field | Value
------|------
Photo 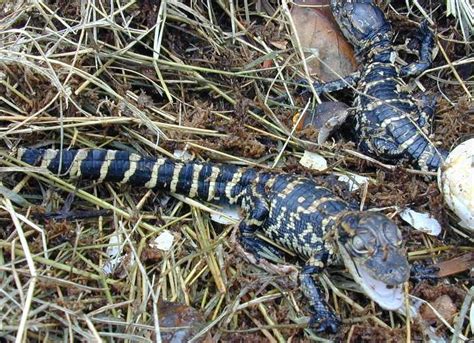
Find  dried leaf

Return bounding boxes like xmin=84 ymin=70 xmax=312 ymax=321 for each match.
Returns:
xmin=291 ymin=0 xmax=356 ymax=81
xmin=420 ymin=295 xmax=457 ymax=325
xmin=157 ymin=301 xmax=207 ymax=342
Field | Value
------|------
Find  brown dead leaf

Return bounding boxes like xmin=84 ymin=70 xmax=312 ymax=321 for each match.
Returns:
xmin=420 ymin=295 xmax=458 ymax=325
xmin=262 ymin=59 xmax=273 ymax=69
xmin=269 ymin=39 xmax=288 ymax=50
xmin=291 ymin=0 xmax=356 ymax=81
xmin=155 ymin=301 xmax=208 ymax=342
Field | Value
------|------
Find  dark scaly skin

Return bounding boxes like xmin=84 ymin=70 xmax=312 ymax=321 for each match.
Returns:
xmin=17 ymin=148 xmax=410 ymax=333
xmin=307 ymin=0 xmax=448 ymax=171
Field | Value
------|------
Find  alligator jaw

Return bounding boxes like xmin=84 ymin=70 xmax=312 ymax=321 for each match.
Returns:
xmin=337 ymin=241 xmax=404 ymax=311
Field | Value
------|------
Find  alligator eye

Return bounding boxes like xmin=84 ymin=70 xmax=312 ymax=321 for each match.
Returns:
xmin=352 ymin=236 xmax=366 ymax=251
xmin=383 ymin=223 xmax=403 ymax=245
xmin=345 ymin=3 xmax=354 ymax=12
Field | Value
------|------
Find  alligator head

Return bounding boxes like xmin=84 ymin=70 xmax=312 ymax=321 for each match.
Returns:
xmin=335 ymin=211 xmax=409 ymax=310
xmin=330 ymin=0 xmax=389 ymax=47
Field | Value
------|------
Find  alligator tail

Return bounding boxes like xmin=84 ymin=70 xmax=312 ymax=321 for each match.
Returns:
xmin=17 ymin=148 xmax=253 ymax=203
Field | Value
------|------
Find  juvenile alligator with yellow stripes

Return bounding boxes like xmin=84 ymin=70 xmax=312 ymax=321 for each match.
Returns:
xmin=306 ymin=0 xmax=448 ymax=171
xmin=17 ymin=148 xmax=410 ymax=333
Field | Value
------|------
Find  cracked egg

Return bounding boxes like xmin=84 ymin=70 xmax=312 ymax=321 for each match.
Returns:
xmin=439 ymin=138 xmax=474 ymax=231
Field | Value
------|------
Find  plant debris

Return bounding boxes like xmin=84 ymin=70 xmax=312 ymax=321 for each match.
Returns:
xmin=0 ymin=0 xmax=472 ymax=341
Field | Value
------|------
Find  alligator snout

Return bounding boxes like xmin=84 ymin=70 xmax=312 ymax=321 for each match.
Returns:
xmin=365 ymin=247 xmax=410 ymax=285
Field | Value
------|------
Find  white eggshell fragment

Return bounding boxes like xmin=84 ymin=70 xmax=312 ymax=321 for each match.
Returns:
xmin=150 ymin=230 xmax=175 ymax=251
xmin=400 ymin=208 xmax=442 ymax=236
xmin=439 ymin=138 xmax=474 ymax=230
xmin=103 ymin=233 xmax=125 ymax=275
xmin=337 ymin=174 xmax=369 ymax=192
xmin=299 ymin=151 xmax=328 ymax=171
xmin=173 ymin=149 xmax=193 ymax=162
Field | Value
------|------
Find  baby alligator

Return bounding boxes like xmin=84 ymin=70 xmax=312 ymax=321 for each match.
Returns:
xmin=307 ymin=0 xmax=448 ymax=171
xmin=17 ymin=148 xmax=410 ymax=333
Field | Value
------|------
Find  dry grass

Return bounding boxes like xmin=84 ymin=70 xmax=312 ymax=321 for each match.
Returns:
xmin=0 ymin=0 xmax=472 ymax=342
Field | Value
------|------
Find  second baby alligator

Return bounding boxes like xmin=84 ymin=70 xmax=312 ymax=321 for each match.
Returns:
xmin=305 ymin=0 xmax=448 ymax=171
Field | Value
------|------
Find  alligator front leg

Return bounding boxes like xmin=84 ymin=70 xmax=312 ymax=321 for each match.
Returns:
xmin=238 ymin=189 xmax=285 ymax=261
xmin=300 ymin=262 xmax=341 ymax=333
xmin=400 ymin=21 xmax=434 ymax=77
xmin=239 ymin=229 xmax=286 ymax=261
xmin=299 ymin=72 xmax=361 ymax=96
xmin=415 ymin=94 xmax=437 ymax=129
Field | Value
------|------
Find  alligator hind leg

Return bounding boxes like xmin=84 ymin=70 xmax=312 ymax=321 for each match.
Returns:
xmin=400 ymin=21 xmax=434 ymax=77
xmin=300 ymin=260 xmax=341 ymax=333
xmin=370 ymin=136 xmax=404 ymax=157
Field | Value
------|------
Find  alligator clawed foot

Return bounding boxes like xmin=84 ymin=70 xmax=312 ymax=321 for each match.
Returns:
xmin=407 ymin=20 xmax=431 ymax=49
xmin=239 ymin=236 xmax=285 ymax=263
xmin=309 ymin=310 xmax=341 ymax=333
xmin=410 ymin=261 xmax=440 ymax=283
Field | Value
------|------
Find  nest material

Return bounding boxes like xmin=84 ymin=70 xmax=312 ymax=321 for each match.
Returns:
xmin=0 ymin=0 xmax=472 ymax=341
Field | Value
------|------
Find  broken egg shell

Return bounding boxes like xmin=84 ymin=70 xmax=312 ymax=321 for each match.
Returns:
xmin=439 ymin=138 xmax=474 ymax=231
xmin=337 ymin=173 xmax=369 ymax=192
xmin=399 ymin=208 xmax=442 ymax=236
xmin=299 ymin=150 xmax=328 ymax=171
xmin=102 ymin=233 xmax=125 ymax=275
xmin=150 ymin=230 xmax=175 ymax=251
